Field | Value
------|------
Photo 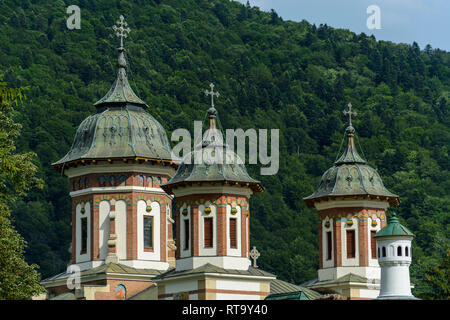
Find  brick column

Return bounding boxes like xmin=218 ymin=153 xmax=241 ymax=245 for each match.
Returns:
xmin=241 ymin=209 xmax=247 ymax=258
xmin=176 ymin=207 xmax=181 ymax=259
xmin=217 ymin=206 xmax=227 ymax=256
xmin=358 ymin=219 xmax=368 ymax=266
xmin=192 ymin=205 xmax=199 ymax=257
xmin=92 ymin=196 xmax=99 ymax=260
xmin=318 ymin=220 xmax=323 ymax=269
xmin=128 ymin=196 xmax=137 ymax=260
xmin=160 ymin=202 xmax=167 ymax=262
xmin=334 ymin=219 xmax=342 ymax=267
xmin=379 ymin=209 xmax=387 ymax=228
xmin=71 ymin=200 xmax=76 ymax=264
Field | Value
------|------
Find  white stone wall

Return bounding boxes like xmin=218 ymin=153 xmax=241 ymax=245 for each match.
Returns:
xmin=377 ymin=237 xmax=413 ymax=298
xmin=180 ymin=205 xmax=191 ymax=258
xmin=115 ymin=200 xmax=127 ymax=260
xmin=137 ymin=200 xmax=161 ymax=261
xmin=322 ymin=218 xmax=334 ymax=268
xmin=368 ymin=216 xmax=381 ymax=267
xmin=99 ymin=200 xmax=110 ymax=260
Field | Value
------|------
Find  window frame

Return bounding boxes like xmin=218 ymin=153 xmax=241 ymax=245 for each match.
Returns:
xmin=346 ymin=230 xmax=356 ymax=259
xmin=204 ymin=217 xmax=213 ymax=248
xmin=80 ymin=217 xmax=88 ymax=255
xmin=370 ymin=230 xmax=377 ymax=259
xmin=229 ymin=218 xmax=237 ymax=249
xmin=143 ymin=215 xmax=154 ymax=252
xmin=326 ymin=231 xmax=332 ymax=261
xmin=184 ymin=218 xmax=190 ymax=251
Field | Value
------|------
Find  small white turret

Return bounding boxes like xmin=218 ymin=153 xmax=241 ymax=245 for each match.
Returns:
xmin=374 ymin=212 xmax=418 ymax=299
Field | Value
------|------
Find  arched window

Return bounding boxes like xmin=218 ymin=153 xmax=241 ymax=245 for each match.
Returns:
xmin=405 ymin=246 xmax=409 ymax=257
xmin=397 ymin=246 xmax=402 ymax=256
xmin=382 ymin=246 xmax=386 ymax=257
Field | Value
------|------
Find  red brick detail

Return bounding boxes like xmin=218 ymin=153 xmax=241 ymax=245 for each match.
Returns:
xmin=176 ymin=208 xmax=181 ymax=259
xmin=380 ymin=211 xmax=387 ymax=228
xmin=91 ymin=198 xmax=99 ymax=260
xmin=128 ymin=194 xmax=137 ymax=260
xmin=160 ymin=204 xmax=167 ymax=262
xmin=358 ymin=219 xmax=368 ymax=266
xmin=191 ymin=206 xmax=199 ymax=257
xmin=318 ymin=206 xmax=387 ymax=269
xmin=318 ymin=221 xmax=323 ymax=269
xmin=217 ymin=206 xmax=227 ymax=256
xmin=241 ymin=210 xmax=248 ymax=258
xmin=334 ymin=219 xmax=342 ymax=267
xmin=71 ymin=199 xmax=76 ymax=264
xmin=176 ymin=194 xmax=250 ymax=259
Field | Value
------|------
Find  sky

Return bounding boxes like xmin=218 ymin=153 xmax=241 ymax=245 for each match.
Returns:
xmin=236 ymin=0 xmax=449 ymax=52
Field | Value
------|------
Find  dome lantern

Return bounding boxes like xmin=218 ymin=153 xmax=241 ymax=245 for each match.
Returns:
xmin=374 ymin=212 xmax=418 ymax=300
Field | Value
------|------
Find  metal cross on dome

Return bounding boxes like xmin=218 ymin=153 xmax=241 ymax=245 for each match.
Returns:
xmin=250 ymin=246 xmax=260 ymax=268
xmin=113 ymin=15 xmax=131 ymax=48
xmin=343 ymin=102 xmax=357 ymax=126
xmin=204 ymin=83 xmax=220 ymax=107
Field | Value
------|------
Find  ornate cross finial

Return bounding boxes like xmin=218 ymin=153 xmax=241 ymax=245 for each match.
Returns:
xmin=113 ymin=15 xmax=131 ymax=48
xmin=250 ymin=246 xmax=260 ymax=268
xmin=204 ymin=83 xmax=220 ymax=107
xmin=343 ymin=103 xmax=357 ymax=127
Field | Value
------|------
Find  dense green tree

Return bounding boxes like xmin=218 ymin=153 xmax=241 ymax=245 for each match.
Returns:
xmin=422 ymin=249 xmax=450 ymax=300
xmin=0 ymin=80 xmax=44 ymax=299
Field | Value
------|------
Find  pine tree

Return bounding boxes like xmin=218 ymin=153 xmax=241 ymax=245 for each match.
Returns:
xmin=0 ymin=80 xmax=44 ymax=300
xmin=424 ymin=249 xmax=450 ymax=300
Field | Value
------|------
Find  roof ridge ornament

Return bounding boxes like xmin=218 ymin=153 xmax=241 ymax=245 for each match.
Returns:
xmin=205 ymin=83 xmax=220 ymax=108
xmin=113 ymin=15 xmax=131 ymax=49
xmin=343 ymin=102 xmax=357 ymax=127
xmin=94 ymin=15 xmax=147 ymax=108
xmin=334 ymin=103 xmax=366 ymax=165
xmin=250 ymin=246 xmax=260 ymax=268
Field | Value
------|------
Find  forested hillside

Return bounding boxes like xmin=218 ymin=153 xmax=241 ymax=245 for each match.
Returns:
xmin=0 ymin=0 xmax=448 ymax=298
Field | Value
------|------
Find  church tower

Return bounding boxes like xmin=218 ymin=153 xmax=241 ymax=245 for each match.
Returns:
xmin=153 ymin=86 xmax=275 ymax=300
xmin=303 ymin=103 xmax=399 ymax=299
xmin=42 ymin=16 xmax=177 ymax=299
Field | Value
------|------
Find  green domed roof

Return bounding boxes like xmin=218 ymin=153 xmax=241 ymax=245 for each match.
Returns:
xmin=53 ymin=106 xmax=172 ymax=167
xmin=374 ymin=213 xmax=414 ymax=238
xmin=304 ymin=110 xmax=399 ymax=207
xmin=161 ymin=107 xmax=263 ymax=194
xmin=53 ymin=22 xmax=172 ymax=170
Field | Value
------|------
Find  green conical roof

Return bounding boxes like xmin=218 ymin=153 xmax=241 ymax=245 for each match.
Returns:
xmin=161 ymin=106 xmax=263 ymax=194
xmin=374 ymin=213 xmax=414 ymax=238
xmin=304 ymin=124 xmax=398 ymax=207
xmin=93 ymin=47 xmax=147 ymax=108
